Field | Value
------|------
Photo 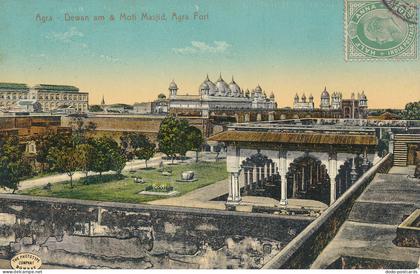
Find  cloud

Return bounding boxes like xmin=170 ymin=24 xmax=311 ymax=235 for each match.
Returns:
xmin=30 ymin=53 xmax=47 ymax=58
xmin=99 ymin=54 xmax=120 ymax=63
xmin=172 ymin=41 xmax=231 ymax=55
xmin=46 ymin=27 xmax=84 ymax=44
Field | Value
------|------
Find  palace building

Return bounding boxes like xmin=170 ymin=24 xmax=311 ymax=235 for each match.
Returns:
xmin=168 ymin=74 xmax=277 ymax=117
xmin=294 ymin=87 xmax=368 ymax=119
xmin=0 ymin=82 xmax=89 ymax=113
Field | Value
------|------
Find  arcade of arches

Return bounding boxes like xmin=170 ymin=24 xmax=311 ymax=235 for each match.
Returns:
xmin=227 ymin=150 xmax=373 ymax=206
xmin=209 ymin=127 xmax=378 ymax=207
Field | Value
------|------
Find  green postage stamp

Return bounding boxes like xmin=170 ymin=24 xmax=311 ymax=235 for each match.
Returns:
xmin=345 ymin=0 xmax=418 ymax=60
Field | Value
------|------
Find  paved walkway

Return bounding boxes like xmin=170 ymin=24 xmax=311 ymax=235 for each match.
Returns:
xmin=312 ymin=165 xmax=420 ymax=269
xmin=149 ymin=178 xmax=328 ymax=212
xmin=148 ymin=179 xmax=228 ymax=210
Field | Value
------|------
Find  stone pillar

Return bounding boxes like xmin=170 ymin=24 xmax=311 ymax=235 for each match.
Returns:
xmin=279 ymin=150 xmax=288 ymax=205
xmin=243 ymin=170 xmax=249 ymax=194
xmin=388 ymin=133 xmax=394 ymax=154
xmin=227 ymin=171 xmax=241 ymax=204
xmin=309 ymin=164 xmax=313 ymax=187
xmin=301 ymin=166 xmax=306 ymax=192
xmin=264 ymin=163 xmax=268 ymax=179
xmin=253 ymin=165 xmax=257 ymax=188
xmin=350 ymin=158 xmax=358 ymax=184
xmin=249 ymin=169 xmax=254 ymax=191
xmin=362 ymin=148 xmax=370 ymax=173
xmin=329 ymin=152 xmax=337 ymax=205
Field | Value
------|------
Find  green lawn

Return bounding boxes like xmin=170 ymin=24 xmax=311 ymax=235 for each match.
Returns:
xmin=19 ymin=161 xmax=228 ymax=204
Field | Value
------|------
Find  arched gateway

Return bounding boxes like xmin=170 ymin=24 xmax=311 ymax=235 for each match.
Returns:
xmin=209 ymin=121 xmax=378 ymax=208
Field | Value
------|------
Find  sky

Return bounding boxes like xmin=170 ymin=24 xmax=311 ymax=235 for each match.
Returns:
xmin=0 ymin=0 xmax=419 ymax=108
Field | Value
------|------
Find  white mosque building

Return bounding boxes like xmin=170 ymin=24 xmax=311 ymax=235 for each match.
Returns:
xmin=168 ymin=74 xmax=277 ymax=117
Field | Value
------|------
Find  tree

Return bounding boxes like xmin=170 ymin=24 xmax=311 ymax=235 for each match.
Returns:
xmin=89 ymin=105 xmax=104 ymax=112
xmin=120 ymin=132 xmax=137 ymax=161
xmin=70 ymin=116 xmax=97 ymax=145
xmin=186 ymin=126 xmax=204 ymax=162
xmin=75 ymin=143 xmax=95 ymax=180
xmin=403 ymin=101 xmax=420 ymax=120
xmin=135 ymin=141 xmax=156 ymax=168
xmin=110 ymin=149 xmax=126 ymax=175
xmin=47 ymin=147 xmax=79 ymax=188
xmin=0 ymin=136 xmax=32 ymax=193
xmin=157 ymin=115 xmax=180 ymax=163
xmin=176 ymin=119 xmax=190 ymax=161
xmin=34 ymin=131 xmax=73 ymax=172
xmin=91 ymin=136 xmax=126 ymax=176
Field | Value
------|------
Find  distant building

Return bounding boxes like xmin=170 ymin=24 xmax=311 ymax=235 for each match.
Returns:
xmin=152 ymin=94 xmax=168 ymax=114
xmin=293 ymin=93 xmax=314 ymax=110
xmin=103 ymin=104 xmax=133 ymax=113
xmin=168 ymin=74 xmax=277 ymax=117
xmin=133 ymin=102 xmax=152 ymax=114
xmin=0 ymin=82 xmax=89 ymax=113
xmin=133 ymin=94 xmax=168 ymax=114
xmin=12 ymin=100 xmax=43 ymax=113
xmin=293 ymin=87 xmax=368 ymax=118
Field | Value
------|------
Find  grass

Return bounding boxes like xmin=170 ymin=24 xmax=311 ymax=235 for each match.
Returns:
xmin=19 ymin=161 xmax=228 ymax=204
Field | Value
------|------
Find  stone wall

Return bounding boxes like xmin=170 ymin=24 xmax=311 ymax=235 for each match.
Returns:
xmin=262 ymin=154 xmax=393 ymax=269
xmin=0 ymin=195 xmax=313 ymax=269
xmin=62 ymin=115 xmax=210 ymax=141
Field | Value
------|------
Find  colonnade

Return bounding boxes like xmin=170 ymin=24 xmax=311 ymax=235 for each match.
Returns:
xmin=226 ymin=149 xmax=372 ymax=206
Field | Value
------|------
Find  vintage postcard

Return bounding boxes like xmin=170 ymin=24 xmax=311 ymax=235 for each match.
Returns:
xmin=0 ymin=0 xmax=419 ymax=272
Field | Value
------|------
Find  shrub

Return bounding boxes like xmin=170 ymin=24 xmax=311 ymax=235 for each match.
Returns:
xmin=145 ymin=182 xmax=173 ymax=192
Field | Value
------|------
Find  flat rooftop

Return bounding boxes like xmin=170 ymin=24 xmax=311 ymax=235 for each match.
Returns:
xmin=312 ymin=165 xmax=420 ymax=269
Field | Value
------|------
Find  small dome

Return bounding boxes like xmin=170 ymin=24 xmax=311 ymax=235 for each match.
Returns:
xmin=270 ymin=92 xmax=275 ymax=98
xmin=169 ymin=80 xmax=178 ymax=90
xmin=360 ymin=91 xmax=367 ymax=100
xmin=301 ymin=93 xmax=307 ymax=100
xmin=321 ymin=86 xmax=330 ymax=98
xmin=202 ymin=75 xmax=217 ymax=95
xmin=255 ymin=85 xmax=262 ymax=93
xmin=229 ymin=77 xmax=241 ymax=96
xmin=215 ymin=74 xmax=230 ymax=95
xmin=200 ymin=81 xmax=209 ymax=90
xmin=309 ymin=93 xmax=314 ymax=99
xmin=294 ymin=93 xmax=299 ymax=99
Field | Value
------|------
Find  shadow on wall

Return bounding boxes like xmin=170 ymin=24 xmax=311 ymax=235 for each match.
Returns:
xmin=0 ymin=196 xmax=314 ymax=269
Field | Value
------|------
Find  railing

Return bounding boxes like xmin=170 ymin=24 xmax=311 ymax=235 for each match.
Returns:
xmin=262 ymin=153 xmax=393 ymax=269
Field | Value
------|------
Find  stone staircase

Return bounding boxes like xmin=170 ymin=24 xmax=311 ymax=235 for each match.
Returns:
xmin=393 ymin=134 xmax=420 ymax=167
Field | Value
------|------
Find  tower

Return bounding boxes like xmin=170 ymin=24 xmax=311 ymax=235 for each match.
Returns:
xmin=168 ymin=80 xmax=178 ymax=97
xmin=320 ymin=86 xmax=330 ymax=110
xmin=331 ymin=92 xmax=342 ymax=110
xmin=359 ymin=91 xmax=368 ymax=108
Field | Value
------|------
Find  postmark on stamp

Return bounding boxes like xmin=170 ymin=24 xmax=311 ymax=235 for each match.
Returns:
xmin=345 ymin=0 xmax=418 ymax=61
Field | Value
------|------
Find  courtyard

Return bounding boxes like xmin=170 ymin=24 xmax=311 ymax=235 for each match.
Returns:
xmin=19 ymin=160 xmax=228 ymax=204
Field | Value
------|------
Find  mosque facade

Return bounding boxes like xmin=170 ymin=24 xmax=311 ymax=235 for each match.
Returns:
xmin=168 ymin=74 xmax=277 ymax=117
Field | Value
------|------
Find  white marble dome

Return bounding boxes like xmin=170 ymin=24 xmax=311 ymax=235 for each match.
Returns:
xmin=169 ymin=80 xmax=178 ymax=90
xmin=321 ymin=86 xmax=330 ymax=98
xmin=215 ymin=75 xmax=230 ymax=96
xmin=229 ymin=78 xmax=241 ymax=97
